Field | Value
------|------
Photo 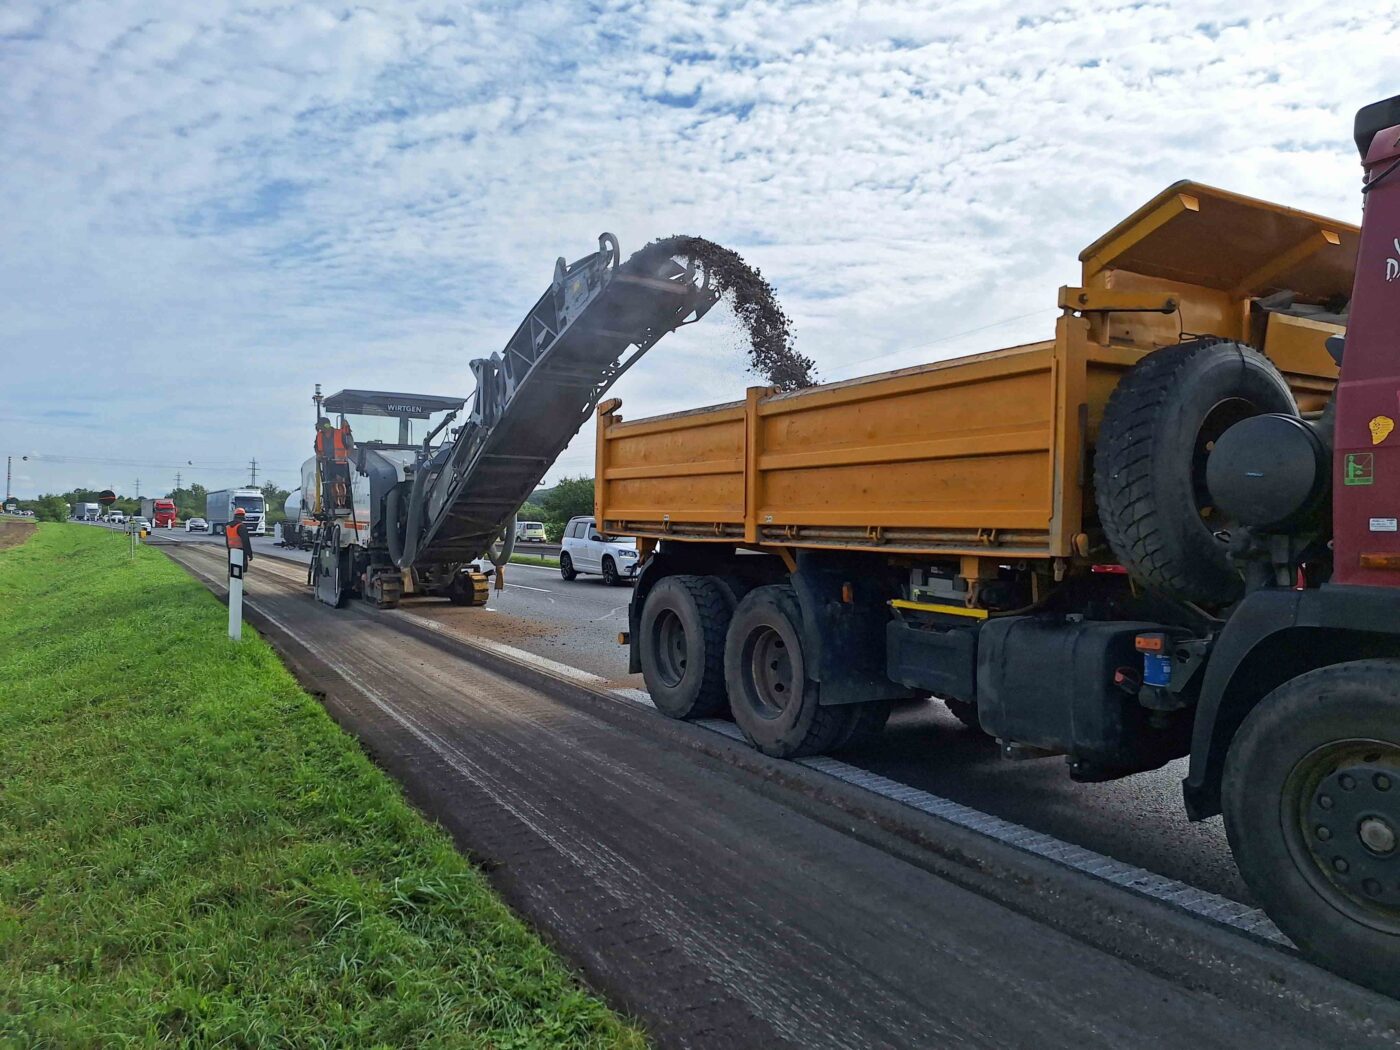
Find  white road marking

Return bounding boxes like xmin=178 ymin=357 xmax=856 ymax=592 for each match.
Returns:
xmin=506 ymin=582 xmax=555 ymax=593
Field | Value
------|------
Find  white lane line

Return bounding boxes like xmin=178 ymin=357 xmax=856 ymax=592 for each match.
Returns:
xmin=183 ymin=550 xmax=1288 ymax=950
xmin=506 ymin=582 xmax=555 ymax=593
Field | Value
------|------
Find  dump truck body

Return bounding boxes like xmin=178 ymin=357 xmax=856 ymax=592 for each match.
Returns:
xmin=598 ymin=182 xmax=1350 ymax=566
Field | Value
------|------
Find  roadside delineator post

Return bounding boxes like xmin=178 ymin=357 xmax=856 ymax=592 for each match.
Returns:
xmin=228 ymin=547 xmax=245 ymax=641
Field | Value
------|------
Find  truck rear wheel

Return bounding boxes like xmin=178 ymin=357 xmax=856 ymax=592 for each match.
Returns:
xmin=1094 ymin=339 xmax=1295 ymax=606
xmin=639 ymin=575 xmax=731 ymax=720
xmin=833 ymin=700 xmax=893 ymax=752
xmin=724 ymin=585 xmax=849 ymax=758
xmin=1223 ymin=660 xmax=1400 ymax=994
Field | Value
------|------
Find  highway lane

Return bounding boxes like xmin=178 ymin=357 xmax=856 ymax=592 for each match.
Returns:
xmin=150 ymin=526 xmax=1248 ymax=903
xmin=161 ymin=540 xmax=1397 ymax=1046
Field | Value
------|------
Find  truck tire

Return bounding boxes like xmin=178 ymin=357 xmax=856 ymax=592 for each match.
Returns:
xmin=1094 ymin=339 xmax=1295 ymax=606
xmin=639 ymin=575 xmax=732 ymax=720
xmin=724 ymin=585 xmax=849 ymax=758
xmin=1222 ymin=660 xmax=1400 ymax=994
xmin=833 ymin=700 xmax=893 ymax=752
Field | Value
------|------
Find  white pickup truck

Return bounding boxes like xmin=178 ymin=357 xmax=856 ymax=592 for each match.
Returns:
xmin=559 ymin=515 xmax=639 ymax=585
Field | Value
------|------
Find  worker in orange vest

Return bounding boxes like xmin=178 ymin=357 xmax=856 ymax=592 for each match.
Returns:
xmin=315 ymin=416 xmax=354 ymax=463
xmin=315 ymin=417 xmax=355 ymax=510
xmin=226 ymin=506 xmax=253 ymax=568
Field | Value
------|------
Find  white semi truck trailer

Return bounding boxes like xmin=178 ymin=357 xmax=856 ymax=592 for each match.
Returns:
xmin=206 ymin=488 xmax=267 ymax=536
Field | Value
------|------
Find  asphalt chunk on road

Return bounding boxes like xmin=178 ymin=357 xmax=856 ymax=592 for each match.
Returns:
xmin=164 ymin=543 xmax=1400 ymax=1050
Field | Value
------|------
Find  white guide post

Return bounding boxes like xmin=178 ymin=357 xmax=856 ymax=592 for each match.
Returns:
xmin=228 ymin=547 xmax=245 ymax=641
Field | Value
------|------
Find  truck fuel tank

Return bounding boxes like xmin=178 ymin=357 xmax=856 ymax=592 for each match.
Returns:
xmin=976 ymin=616 xmax=1193 ymax=781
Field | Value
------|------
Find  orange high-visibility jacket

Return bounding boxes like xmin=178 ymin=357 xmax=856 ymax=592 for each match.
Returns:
xmin=315 ymin=424 xmax=350 ymax=463
xmin=226 ymin=520 xmax=252 ymax=560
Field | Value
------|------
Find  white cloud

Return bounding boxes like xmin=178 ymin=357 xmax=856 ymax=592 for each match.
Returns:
xmin=1 ymin=0 xmax=1395 ymax=498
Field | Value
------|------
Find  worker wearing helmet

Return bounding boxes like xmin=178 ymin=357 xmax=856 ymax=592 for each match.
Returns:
xmin=226 ymin=506 xmax=253 ymax=568
xmin=314 ymin=416 xmax=355 ymax=511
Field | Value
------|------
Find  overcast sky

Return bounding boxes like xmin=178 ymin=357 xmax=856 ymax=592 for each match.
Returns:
xmin=1 ymin=0 xmax=1395 ymax=501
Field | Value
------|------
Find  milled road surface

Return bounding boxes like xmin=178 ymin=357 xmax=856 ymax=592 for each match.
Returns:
xmin=162 ymin=541 xmax=1399 ymax=1050
xmin=156 ymin=527 xmax=1246 ymax=902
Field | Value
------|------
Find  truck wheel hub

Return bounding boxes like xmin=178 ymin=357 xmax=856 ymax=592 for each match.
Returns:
xmin=653 ymin=611 xmax=688 ymax=687
xmin=748 ymin=627 xmax=794 ymax=717
xmin=1298 ymin=751 xmax=1400 ymax=924
xmin=1359 ymin=816 xmax=1397 ymax=856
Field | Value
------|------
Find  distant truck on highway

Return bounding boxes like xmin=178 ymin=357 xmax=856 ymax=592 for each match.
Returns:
xmin=596 ymin=97 xmax=1400 ymax=991
xmin=205 ymin=488 xmax=267 ymax=536
xmin=74 ymin=502 xmax=101 ymax=521
xmin=140 ymin=497 xmax=178 ymax=529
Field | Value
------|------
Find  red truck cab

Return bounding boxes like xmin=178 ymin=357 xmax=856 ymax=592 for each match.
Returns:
xmin=150 ymin=499 xmax=178 ymax=529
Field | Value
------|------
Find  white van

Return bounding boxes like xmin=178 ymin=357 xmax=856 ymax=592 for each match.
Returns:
xmin=515 ymin=520 xmax=547 ymax=543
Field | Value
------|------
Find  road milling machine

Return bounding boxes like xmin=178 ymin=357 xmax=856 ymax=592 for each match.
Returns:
xmin=304 ymin=234 xmax=720 ymax=609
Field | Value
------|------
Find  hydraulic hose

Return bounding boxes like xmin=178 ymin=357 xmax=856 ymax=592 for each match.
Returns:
xmin=385 ymin=468 xmax=432 ymax=569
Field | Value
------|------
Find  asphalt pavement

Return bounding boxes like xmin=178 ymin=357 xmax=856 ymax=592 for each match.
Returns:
xmin=151 ymin=526 xmax=1246 ymax=901
xmin=160 ymin=541 xmax=1400 ymax=1048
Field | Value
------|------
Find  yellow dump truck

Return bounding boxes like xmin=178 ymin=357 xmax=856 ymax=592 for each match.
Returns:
xmin=581 ymin=93 xmax=1400 ymax=993
xmin=600 ymin=181 xmax=1354 ymax=727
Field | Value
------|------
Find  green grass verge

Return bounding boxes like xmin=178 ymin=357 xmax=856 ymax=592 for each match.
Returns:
xmin=508 ymin=553 xmax=560 ymax=568
xmin=0 ymin=524 xmax=644 ymax=1049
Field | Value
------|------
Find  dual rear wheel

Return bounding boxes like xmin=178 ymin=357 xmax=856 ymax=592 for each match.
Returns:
xmin=639 ymin=576 xmax=889 ymax=757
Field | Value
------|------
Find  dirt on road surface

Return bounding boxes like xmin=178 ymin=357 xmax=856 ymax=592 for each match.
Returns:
xmin=165 ymin=543 xmax=1400 ymax=1050
xmin=0 ymin=519 xmax=37 ymax=550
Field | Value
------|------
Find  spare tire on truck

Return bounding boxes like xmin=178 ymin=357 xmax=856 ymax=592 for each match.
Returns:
xmin=1094 ymin=339 xmax=1296 ymax=606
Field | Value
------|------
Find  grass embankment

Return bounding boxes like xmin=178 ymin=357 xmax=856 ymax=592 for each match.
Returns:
xmin=0 ymin=524 xmax=643 ymax=1048
xmin=508 ymin=553 xmax=559 ymax=569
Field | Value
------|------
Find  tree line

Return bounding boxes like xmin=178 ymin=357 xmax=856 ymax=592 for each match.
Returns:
xmin=15 ymin=476 xmax=592 ymax=537
xmin=14 ymin=481 xmax=295 ymax=524
xmin=518 ymin=476 xmax=595 ymax=542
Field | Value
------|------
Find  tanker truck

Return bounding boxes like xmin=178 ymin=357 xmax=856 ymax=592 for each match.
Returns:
xmin=597 ymin=96 xmax=1400 ymax=991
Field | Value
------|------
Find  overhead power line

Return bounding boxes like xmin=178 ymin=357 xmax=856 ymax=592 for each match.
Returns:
xmin=19 ymin=452 xmax=299 ymax=474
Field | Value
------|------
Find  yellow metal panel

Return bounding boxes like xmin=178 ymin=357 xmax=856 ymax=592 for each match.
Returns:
xmin=744 ymin=386 xmax=765 ymax=544
xmin=890 ymin=599 xmax=989 ymax=620
xmin=1080 ymin=181 xmax=1358 ymax=301
xmin=1082 ymin=191 xmax=1199 ymax=279
xmin=1230 ymin=229 xmax=1343 ymax=300
xmin=603 ymin=459 xmax=743 ymax=481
